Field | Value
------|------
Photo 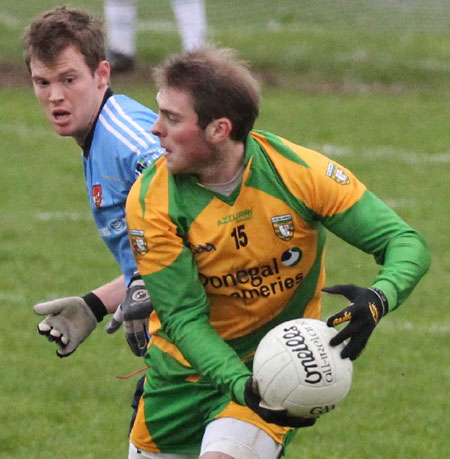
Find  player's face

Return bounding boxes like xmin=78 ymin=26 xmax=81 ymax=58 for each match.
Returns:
xmin=30 ymin=45 xmax=110 ymax=146
xmin=152 ymin=87 xmax=217 ymax=179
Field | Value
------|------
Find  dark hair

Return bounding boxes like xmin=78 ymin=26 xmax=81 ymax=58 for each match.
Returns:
xmin=153 ymin=46 xmax=260 ymax=142
xmin=23 ymin=6 xmax=105 ymax=75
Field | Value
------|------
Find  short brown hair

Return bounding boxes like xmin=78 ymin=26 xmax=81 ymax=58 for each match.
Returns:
xmin=23 ymin=6 xmax=105 ymax=75
xmin=153 ymin=46 xmax=260 ymax=142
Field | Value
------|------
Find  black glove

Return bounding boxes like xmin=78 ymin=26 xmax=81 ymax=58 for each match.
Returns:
xmin=244 ymin=378 xmax=316 ymax=428
xmin=324 ymin=284 xmax=388 ymax=360
xmin=106 ymin=272 xmax=153 ymax=357
xmin=34 ymin=292 xmax=106 ymax=358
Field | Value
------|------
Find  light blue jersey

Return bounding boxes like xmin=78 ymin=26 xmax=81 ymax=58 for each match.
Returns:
xmin=83 ymin=90 xmax=162 ymax=286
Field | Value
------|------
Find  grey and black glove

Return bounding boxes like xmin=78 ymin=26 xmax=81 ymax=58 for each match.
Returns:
xmin=106 ymin=272 xmax=152 ymax=357
xmin=244 ymin=378 xmax=316 ymax=428
xmin=34 ymin=293 xmax=106 ymax=358
xmin=324 ymin=284 xmax=388 ymax=360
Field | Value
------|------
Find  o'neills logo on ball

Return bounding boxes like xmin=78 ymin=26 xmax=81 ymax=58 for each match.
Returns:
xmin=282 ymin=325 xmax=322 ymax=384
xmin=303 ymin=322 xmax=334 ymax=384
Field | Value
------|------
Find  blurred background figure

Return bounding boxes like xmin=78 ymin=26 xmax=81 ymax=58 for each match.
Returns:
xmin=171 ymin=0 xmax=207 ymax=51
xmin=104 ymin=0 xmax=207 ymax=72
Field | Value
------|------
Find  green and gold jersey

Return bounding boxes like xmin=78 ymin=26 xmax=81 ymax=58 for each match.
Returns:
xmin=126 ymin=130 xmax=430 ymax=405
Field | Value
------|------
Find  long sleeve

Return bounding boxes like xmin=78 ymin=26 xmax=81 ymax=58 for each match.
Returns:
xmin=322 ymin=190 xmax=431 ymax=309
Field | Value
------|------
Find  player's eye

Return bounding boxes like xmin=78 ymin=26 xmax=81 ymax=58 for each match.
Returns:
xmin=167 ymin=114 xmax=179 ymax=124
xmin=35 ymin=79 xmax=49 ymax=87
xmin=159 ymin=109 xmax=180 ymax=125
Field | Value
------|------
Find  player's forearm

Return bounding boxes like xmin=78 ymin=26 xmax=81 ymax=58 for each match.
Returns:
xmin=143 ymin=257 xmax=252 ymax=405
xmin=325 ymin=190 xmax=431 ymax=309
xmin=354 ymin=194 xmax=431 ymax=309
xmin=372 ymin=230 xmax=431 ymax=310
xmin=92 ymin=275 xmax=127 ymax=314
xmin=167 ymin=312 xmax=252 ymax=405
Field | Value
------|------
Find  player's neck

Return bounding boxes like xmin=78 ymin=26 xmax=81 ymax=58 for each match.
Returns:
xmin=74 ymin=87 xmax=110 ymax=149
xmin=198 ymin=141 xmax=245 ymax=185
xmin=202 ymin=162 xmax=246 ymax=196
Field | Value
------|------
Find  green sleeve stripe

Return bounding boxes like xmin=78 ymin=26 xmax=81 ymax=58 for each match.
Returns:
xmin=371 ymin=232 xmax=430 ymax=309
xmin=168 ymin=175 xmax=216 ymax=235
xmin=253 ymin=129 xmax=310 ymax=167
xmin=138 ymin=163 xmax=158 ymax=216
xmin=144 ymin=244 xmax=252 ymax=404
xmin=246 ymin=134 xmax=316 ymax=223
xmin=322 ymin=190 xmax=431 ymax=309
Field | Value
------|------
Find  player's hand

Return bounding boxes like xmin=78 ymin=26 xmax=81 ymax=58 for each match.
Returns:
xmin=106 ymin=272 xmax=153 ymax=357
xmin=105 ymin=302 xmax=123 ymax=334
xmin=244 ymin=378 xmax=316 ymax=428
xmin=323 ymin=284 xmax=388 ymax=360
xmin=33 ymin=294 xmax=106 ymax=358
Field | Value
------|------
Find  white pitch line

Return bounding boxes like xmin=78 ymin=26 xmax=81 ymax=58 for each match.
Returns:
xmin=382 ymin=198 xmax=416 ymax=209
xmin=33 ymin=211 xmax=91 ymax=222
xmin=137 ymin=20 xmax=176 ymax=32
xmin=0 ymin=123 xmax=51 ymax=138
xmin=2 ymin=125 xmax=449 ymax=165
xmin=0 ymin=292 xmax=26 ymax=303
xmin=381 ymin=320 xmax=450 ymax=335
xmin=312 ymin=144 xmax=450 ymax=164
xmin=0 ymin=291 xmax=64 ymax=304
xmin=0 ymin=13 xmax=20 ymax=28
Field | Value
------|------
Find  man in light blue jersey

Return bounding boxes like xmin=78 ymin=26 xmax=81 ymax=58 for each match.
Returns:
xmin=23 ymin=6 xmax=162 ymax=359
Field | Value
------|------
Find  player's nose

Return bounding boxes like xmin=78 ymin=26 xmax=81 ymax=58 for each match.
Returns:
xmin=151 ymin=116 xmax=165 ymax=138
xmin=48 ymin=83 xmax=64 ymax=103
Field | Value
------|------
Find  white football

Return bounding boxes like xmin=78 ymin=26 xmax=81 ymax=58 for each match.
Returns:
xmin=253 ymin=318 xmax=353 ymax=418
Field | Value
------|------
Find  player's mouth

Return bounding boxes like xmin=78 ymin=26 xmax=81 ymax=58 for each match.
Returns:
xmin=161 ymin=145 xmax=172 ymax=156
xmin=51 ymin=108 xmax=71 ymax=125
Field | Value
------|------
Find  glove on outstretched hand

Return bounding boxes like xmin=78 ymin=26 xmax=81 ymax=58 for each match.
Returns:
xmin=244 ymin=378 xmax=316 ymax=428
xmin=34 ymin=293 xmax=106 ymax=358
xmin=324 ymin=284 xmax=388 ymax=360
xmin=106 ymin=273 xmax=153 ymax=357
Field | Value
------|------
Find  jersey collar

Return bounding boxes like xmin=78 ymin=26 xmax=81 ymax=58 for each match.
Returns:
xmin=193 ymin=134 xmax=258 ymax=205
xmin=83 ymin=87 xmax=114 ymax=158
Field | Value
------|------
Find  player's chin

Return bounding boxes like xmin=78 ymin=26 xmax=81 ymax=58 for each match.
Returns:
xmin=52 ymin=124 xmax=74 ymax=137
xmin=165 ymin=158 xmax=185 ymax=175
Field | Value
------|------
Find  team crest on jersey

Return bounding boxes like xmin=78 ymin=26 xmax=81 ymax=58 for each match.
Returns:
xmin=326 ymin=162 xmax=350 ymax=185
xmin=271 ymin=214 xmax=294 ymax=241
xmin=92 ymin=184 xmax=103 ymax=208
xmin=129 ymin=229 xmax=148 ymax=255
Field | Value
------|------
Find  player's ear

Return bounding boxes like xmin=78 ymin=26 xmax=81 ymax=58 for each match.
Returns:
xmin=205 ymin=118 xmax=232 ymax=143
xmin=96 ymin=60 xmax=111 ymax=88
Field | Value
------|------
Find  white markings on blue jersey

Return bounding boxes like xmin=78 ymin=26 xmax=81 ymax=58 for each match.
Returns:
xmin=109 ymin=96 xmax=158 ymax=145
xmin=99 ymin=113 xmax=142 ymax=155
xmin=103 ymin=104 xmax=149 ymax=149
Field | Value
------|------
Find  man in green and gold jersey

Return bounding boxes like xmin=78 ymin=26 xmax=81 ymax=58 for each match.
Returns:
xmin=125 ymin=46 xmax=431 ymax=459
